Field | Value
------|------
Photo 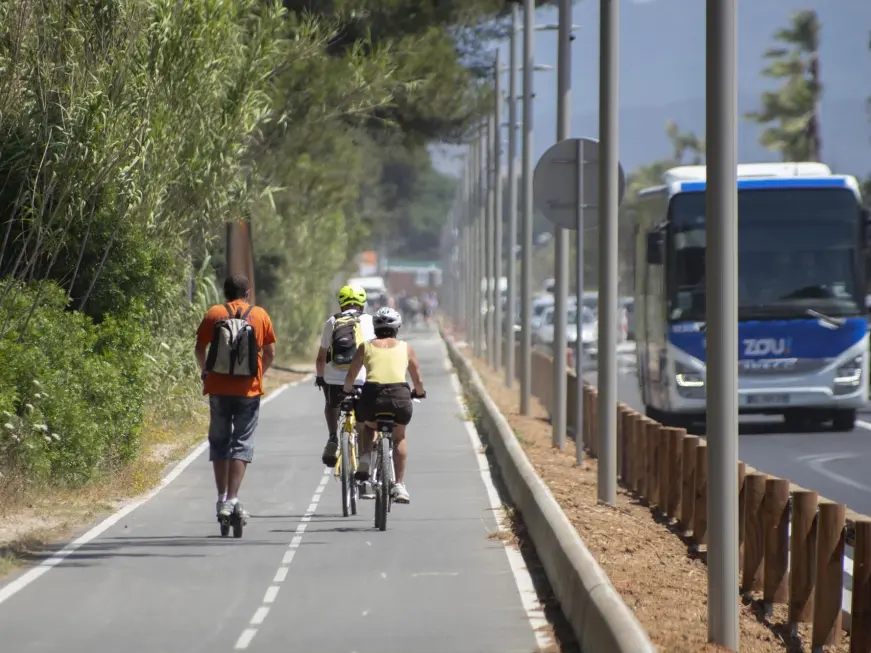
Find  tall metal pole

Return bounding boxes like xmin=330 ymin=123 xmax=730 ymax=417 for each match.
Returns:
xmin=485 ymin=115 xmax=495 ymax=367
xmin=597 ymin=0 xmax=618 ymax=505
xmin=505 ymin=4 xmax=519 ymax=388
xmin=519 ymin=0 xmax=535 ymax=415
xmin=473 ymin=137 xmax=482 ymax=357
xmin=575 ymin=139 xmax=585 ymax=464
xmin=493 ymin=49 xmax=504 ymax=373
xmin=461 ymin=150 xmax=473 ymax=344
xmin=479 ymin=125 xmax=488 ymax=358
xmin=550 ymin=0 xmax=572 ymax=450
xmin=706 ymin=0 xmax=739 ymax=648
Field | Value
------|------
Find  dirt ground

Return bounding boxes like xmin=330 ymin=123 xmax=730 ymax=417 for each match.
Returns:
xmin=461 ymin=347 xmax=851 ymax=653
xmin=0 ymin=367 xmax=309 ymax=575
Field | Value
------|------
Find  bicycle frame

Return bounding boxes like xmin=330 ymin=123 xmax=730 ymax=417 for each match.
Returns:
xmin=334 ymin=404 xmax=358 ymax=478
xmin=371 ymin=413 xmax=397 ymax=530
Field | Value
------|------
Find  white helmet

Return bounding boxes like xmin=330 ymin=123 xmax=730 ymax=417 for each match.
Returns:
xmin=373 ymin=306 xmax=402 ymax=331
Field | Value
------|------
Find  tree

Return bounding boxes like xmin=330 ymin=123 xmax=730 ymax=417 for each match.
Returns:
xmin=745 ymin=9 xmax=822 ymax=161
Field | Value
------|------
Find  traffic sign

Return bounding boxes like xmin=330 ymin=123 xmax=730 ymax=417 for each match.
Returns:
xmin=532 ymin=137 xmax=626 ymax=230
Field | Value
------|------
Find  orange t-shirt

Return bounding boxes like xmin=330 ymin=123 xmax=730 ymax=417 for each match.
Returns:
xmin=196 ymin=300 xmax=277 ymax=397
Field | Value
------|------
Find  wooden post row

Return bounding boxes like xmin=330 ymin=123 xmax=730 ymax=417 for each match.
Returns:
xmin=813 ymin=502 xmax=845 ymax=649
xmin=680 ymin=435 xmax=699 ymax=534
xmin=692 ymin=441 xmax=708 ymax=547
xmin=763 ymin=478 xmax=790 ymax=613
xmin=788 ymin=490 xmax=818 ymax=631
xmin=742 ymin=472 xmax=766 ymax=595
xmin=853 ymin=518 xmax=871 ymax=653
xmin=667 ymin=427 xmax=685 ymax=521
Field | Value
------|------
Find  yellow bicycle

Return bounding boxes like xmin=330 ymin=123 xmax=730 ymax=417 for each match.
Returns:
xmin=334 ymin=394 xmax=360 ymax=517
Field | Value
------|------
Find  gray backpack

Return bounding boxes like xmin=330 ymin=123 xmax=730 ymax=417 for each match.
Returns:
xmin=205 ymin=303 xmax=258 ymax=377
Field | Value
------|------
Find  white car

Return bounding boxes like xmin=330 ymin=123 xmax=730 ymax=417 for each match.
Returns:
xmin=533 ymin=305 xmax=597 ymax=349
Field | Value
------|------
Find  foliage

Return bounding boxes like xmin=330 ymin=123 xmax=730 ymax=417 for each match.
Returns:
xmin=745 ymin=9 xmax=822 ymax=161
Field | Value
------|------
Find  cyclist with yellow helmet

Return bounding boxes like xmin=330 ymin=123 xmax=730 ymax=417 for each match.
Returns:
xmin=315 ymin=285 xmax=375 ymax=471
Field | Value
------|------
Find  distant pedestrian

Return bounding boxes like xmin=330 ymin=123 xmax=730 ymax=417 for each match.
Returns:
xmin=195 ymin=274 xmax=276 ymax=526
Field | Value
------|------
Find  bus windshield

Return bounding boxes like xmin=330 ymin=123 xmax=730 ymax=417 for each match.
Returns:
xmin=668 ymin=187 xmax=863 ymax=322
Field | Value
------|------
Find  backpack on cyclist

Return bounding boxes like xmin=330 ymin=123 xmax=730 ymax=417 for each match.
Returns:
xmin=327 ymin=310 xmax=365 ymax=369
xmin=205 ymin=303 xmax=259 ymax=377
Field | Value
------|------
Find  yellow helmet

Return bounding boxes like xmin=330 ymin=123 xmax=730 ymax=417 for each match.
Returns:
xmin=337 ymin=284 xmax=367 ymax=308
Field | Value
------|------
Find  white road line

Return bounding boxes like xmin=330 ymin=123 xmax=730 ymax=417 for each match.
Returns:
xmin=797 ymin=452 xmax=871 ymax=494
xmin=441 ymin=344 xmax=552 ymax=652
xmin=234 ymin=468 xmax=330 ymax=650
xmin=0 ymin=375 xmax=312 ymax=608
xmin=855 ymin=419 xmax=871 ymax=432
xmin=250 ymin=607 xmax=270 ymax=625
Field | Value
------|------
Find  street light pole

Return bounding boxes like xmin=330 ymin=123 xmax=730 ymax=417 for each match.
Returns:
xmin=493 ymin=49 xmax=504 ymax=373
xmin=505 ymin=6 xmax=519 ymax=387
xmin=550 ymin=0 xmax=572 ymax=450
xmin=706 ymin=0 xmax=740 ymax=648
xmin=485 ymin=114 xmax=495 ymax=367
xmin=520 ymin=0 xmax=535 ymax=415
xmin=597 ymin=0 xmax=618 ymax=505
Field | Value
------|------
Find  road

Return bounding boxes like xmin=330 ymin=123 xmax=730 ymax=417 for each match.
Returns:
xmin=583 ymin=345 xmax=871 ymax=519
xmin=0 ymin=327 xmax=544 ymax=653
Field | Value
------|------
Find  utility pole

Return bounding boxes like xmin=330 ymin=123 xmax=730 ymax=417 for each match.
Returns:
xmin=706 ymin=0 xmax=740 ymax=648
xmin=519 ymin=0 xmax=535 ymax=415
xmin=493 ymin=48 xmax=504 ymax=373
xmin=597 ymin=0 xmax=619 ymax=505
xmin=504 ymin=6 xmax=519 ymax=387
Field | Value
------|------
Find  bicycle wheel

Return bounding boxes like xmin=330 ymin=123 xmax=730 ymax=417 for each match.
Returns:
xmin=377 ymin=436 xmax=390 ymax=532
xmin=349 ymin=429 xmax=359 ymax=516
xmin=373 ymin=446 xmax=384 ymax=530
xmin=340 ymin=430 xmax=351 ymax=517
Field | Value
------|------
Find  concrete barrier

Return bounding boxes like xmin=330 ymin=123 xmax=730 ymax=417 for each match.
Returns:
xmin=442 ymin=332 xmax=656 ymax=653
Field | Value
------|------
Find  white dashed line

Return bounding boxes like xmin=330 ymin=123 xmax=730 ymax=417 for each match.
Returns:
xmin=233 ymin=468 xmax=330 ymax=650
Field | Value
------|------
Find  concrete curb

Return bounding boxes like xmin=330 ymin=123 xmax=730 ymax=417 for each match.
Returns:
xmin=442 ymin=331 xmax=656 ymax=653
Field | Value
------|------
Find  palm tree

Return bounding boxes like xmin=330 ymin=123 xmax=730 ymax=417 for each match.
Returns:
xmin=745 ymin=9 xmax=822 ymax=162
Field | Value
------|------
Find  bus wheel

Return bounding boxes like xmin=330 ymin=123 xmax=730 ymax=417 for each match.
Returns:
xmin=831 ymin=409 xmax=856 ymax=432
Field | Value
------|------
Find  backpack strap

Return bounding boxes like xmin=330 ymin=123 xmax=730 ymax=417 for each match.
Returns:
xmin=223 ymin=303 xmax=234 ymax=318
xmin=241 ymin=305 xmax=254 ymax=321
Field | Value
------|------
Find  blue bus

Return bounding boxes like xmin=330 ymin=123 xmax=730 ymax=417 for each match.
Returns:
xmin=634 ymin=162 xmax=869 ymax=431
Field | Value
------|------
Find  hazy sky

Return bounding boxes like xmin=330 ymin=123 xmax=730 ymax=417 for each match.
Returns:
xmin=430 ymin=0 xmax=871 ymax=177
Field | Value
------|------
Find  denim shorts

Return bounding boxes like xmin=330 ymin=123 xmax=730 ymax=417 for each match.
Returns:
xmin=208 ymin=395 xmax=261 ymax=463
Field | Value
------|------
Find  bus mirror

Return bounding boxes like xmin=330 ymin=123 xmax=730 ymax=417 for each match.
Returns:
xmin=646 ymin=232 xmax=663 ymax=265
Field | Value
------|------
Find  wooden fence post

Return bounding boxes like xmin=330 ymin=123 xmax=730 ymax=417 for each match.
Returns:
xmin=692 ymin=441 xmax=708 ymax=549
xmin=788 ymin=490 xmax=818 ymax=633
xmin=645 ymin=421 xmax=660 ymax=505
xmin=667 ymin=427 xmax=685 ymax=521
xmin=680 ymin=435 xmax=699 ymax=534
xmin=763 ymin=478 xmax=790 ymax=615
xmin=636 ymin=418 xmax=649 ymax=497
xmin=625 ymin=412 xmax=638 ymax=489
xmin=590 ymin=389 xmax=599 ymax=458
xmin=738 ymin=462 xmax=747 ymax=569
xmin=620 ymin=408 xmax=633 ymax=482
xmin=851 ymin=518 xmax=871 ymax=653
xmin=656 ymin=426 xmax=670 ymax=515
xmin=742 ymin=472 xmax=767 ymax=596
xmin=812 ymin=502 xmax=845 ymax=650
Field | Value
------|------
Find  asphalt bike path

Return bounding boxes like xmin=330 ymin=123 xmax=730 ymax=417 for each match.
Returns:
xmin=0 ymin=325 xmax=542 ymax=653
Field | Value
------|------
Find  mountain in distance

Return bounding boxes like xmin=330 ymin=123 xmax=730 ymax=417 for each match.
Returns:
xmin=431 ymin=0 xmax=871 ymax=182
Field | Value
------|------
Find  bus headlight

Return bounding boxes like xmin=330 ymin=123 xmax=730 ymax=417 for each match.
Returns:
xmin=833 ymin=356 xmax=862 ymax=390
xmin=675 ymin=361 xmax=705 ymax=398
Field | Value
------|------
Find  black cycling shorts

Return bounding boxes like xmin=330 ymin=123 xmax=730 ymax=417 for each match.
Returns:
xmin=357 ymin=382 xmax=413 ymax=426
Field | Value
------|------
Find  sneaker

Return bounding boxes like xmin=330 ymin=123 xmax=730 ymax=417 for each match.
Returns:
xmin=321 ymin=437 xmax=338 ymax=467
xmin=233 ymin=501 xmax=249 ymax=525
xmin=360 ymin=481 xmax=375 ymax=499
xmin=391 ymin=482 xmax=410 ymax=504
xmin=218 ymin=500 xmax=234 ymax=519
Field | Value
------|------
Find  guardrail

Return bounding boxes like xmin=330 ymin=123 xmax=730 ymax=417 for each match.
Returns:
xmin=519 ymin=344 xmax=871 ymax=652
